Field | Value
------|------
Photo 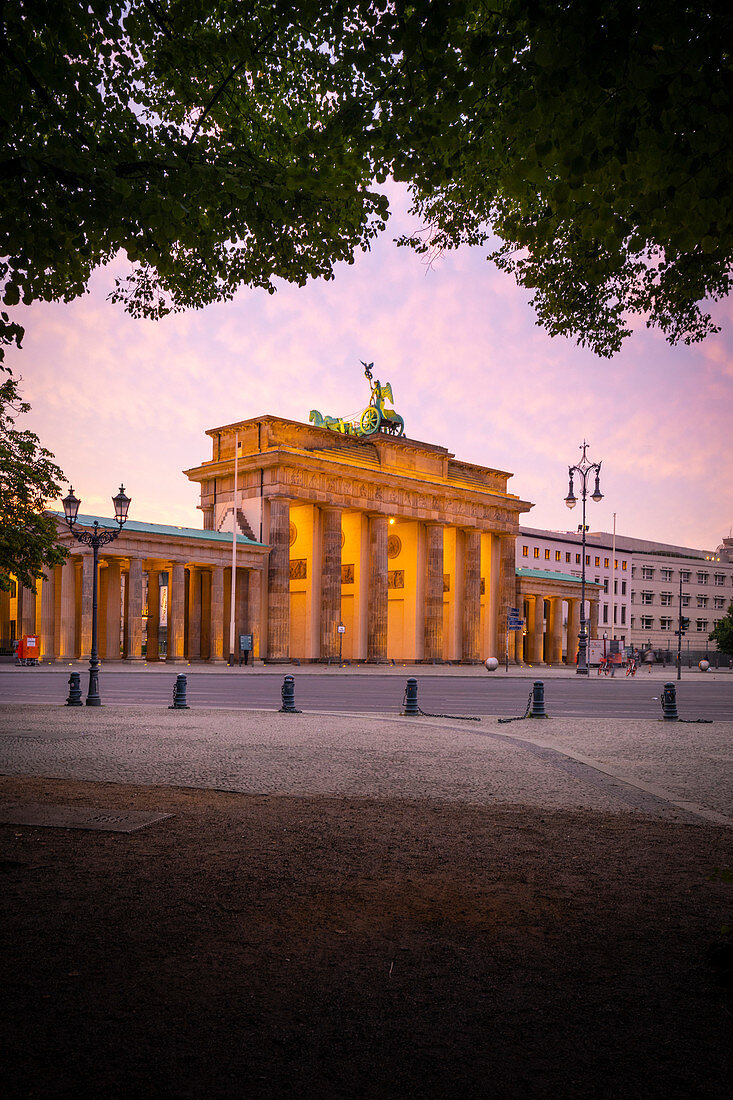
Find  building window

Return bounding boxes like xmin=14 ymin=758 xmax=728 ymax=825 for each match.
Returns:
xmin=621 ymin=607 xmax=626 ymax=625
xmin=697 ymin=596 xmax=708 ymax=608
xmin=603 ymin=578 xmax=609 ymax=593
xmin=713 ymin=619 xmax=721 ymax=629
xmin=621 ymin=560 xmax=627 ymax=570
xmin=714 ymin=597 xmax=725 ymax=609
xmin=544 ymin=548 xmax=550 ymax=560
xmin=631 ymin=616 xmax=636 ymax=628
xmin=630 ymin=591 xmax=635 ymax=603
xmin=696 ymin=619 xmax=708 ymax=632
xmin=642 ymin=566 xmax=654 ymax=580
xmin=641 ymin=616 xmax=654 ymax=630
xmin=565 ymin=552 xmax=571 ymax=563
xmin=681 ymin=595 xmax=690 ymax=607
xmin=576 ymin=554 xmax=581 ymax=564
xmin=555 ymin=550 xmax=561 ymax=561
xmin=661 ymin=568 xmax=673 ymax=581
xmin=697 ymin=572 xmax=708 ymax=585
xmin=660 ymin=592 xmax=672 ymax=606
xmin=621 ymin=581 xmax=626 ymax=595
xmin=585 ymin=555 xmax=590 ymax=566
xmin=641 ymin=591 xmax=653 ymax=605
xmin=602 ymin=605 xmax=608 ymax=623
xmin=680 ymin=570 xmax=691 ymax=582
xmin=533 ymin=547 xmax=539 ymax=559
xmin=631 ymin=566 xmax=636 ymax=577
xmin=604 ymin=557 xmax=609 ymax=568
xmin=714 ymin=573 xmax=725 ymax=586
xmin=595 ymin=556 xmax=600 ymax=567
xmin=660 ymin=618 xmax=672 ymax=631
xmin=522 ymin=545 xmax=528 ymax=557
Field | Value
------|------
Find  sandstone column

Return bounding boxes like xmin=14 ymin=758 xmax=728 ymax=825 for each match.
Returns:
xmin=547 ymin=597 xmax=564 ymax=665
xmin=79 ymin=554 xmax=94 ymax=660
xmin=320 ymin=506 xmax=342 ymax=660
xmin=209 ymin=565 xmax=225 ymax=663
xmin=57 ymin=558 xmax=76 ymax=660
xmin=17 ymin=583 xmax=37 ymax=638
xmin=125 ymin=558 xmax=143 ymax=660
xmin=498 ymin=535 xmax=517 ymax=663
xmin=533 ymin=595 xmax=546 ymax=664
xmin=39 ymin=570 xmax=55 ymax=661
xmin=461 ymin=529 xmax=481 ymax=663
xmin=168 ymin=563 xmax=186 ymax=663
xmin=0 ymin=586 xmax=9 ymax=649
xmin=248 ymin=569 xmax=262 ymax=660
xmin=146 ymin=570 xmax=160 ymax=661
xmin=589 ymin=598 xmax=599 ymax=643
xmin=187 ymin=566 xmax=201 ymax=661
xmin=566 ymin=599 xmax=581 ymax=665
xmin=105 ymin=559 xmax=122 ymax=660
xmin=267 ymin=498 xmax=290 ymax=661
xmin=367 ymin=513 xmax=388 ymax=662
xmin=235 ymin=568 xmax=248 ymax=654
xmin=424 ymin=523 xmax=444 ymax=662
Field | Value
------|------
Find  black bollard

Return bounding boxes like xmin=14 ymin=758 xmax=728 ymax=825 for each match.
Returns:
xmin=65 ymin=672 xmax=83 ymax=707
xmin=280 ymin=675 xmax=300 ymax=713
xmin=403 ymin=678 xmax=420 ymax=716
xmin=530 ymin=680 xmax=547 ymax=719
xmin=169 ymin=674 xmax=190 ymax=710
xmin=661 ymin=682 xmax=679 ymax=721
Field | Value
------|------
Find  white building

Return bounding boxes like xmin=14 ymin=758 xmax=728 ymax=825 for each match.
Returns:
xmin=517 ymin=529 xmax=733 ymax=658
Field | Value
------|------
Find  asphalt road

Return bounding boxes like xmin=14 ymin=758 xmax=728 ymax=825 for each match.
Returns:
xmin=1 ymin=670 xmax=731 ymax=720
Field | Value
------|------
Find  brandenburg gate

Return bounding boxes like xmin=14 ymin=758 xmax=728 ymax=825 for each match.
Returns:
xmin=184 ymin=371 xmax=532 ymax=663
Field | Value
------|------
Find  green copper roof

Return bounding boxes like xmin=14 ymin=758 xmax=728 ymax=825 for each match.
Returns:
xmin=516 ymin=567 xmax=602 ymax=587
xmin=49 ymin=512 xmax=265 ymax=547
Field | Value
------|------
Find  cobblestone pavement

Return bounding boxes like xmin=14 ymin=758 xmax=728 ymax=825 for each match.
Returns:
xmin=0 ymin=705 xmax=730 ymax=826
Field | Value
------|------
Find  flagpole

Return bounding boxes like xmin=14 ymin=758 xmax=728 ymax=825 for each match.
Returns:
xmin=607 ymin=514 xmax=611 ymax=642
xmin=228 ymin=432 xmax=239 ymax=665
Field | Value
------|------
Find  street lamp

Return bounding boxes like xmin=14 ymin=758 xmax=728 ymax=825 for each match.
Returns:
xmin=564 ymin=441 xmax=603 ymax=676
xmin=62 ymin=484 xmax=131 ymax=706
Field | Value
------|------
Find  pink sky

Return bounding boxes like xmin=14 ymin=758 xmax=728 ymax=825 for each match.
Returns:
xmin=13 ymin=185 xmax=733 ymax=552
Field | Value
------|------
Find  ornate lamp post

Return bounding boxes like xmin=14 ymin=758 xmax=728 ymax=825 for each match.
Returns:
xmin=62 ymin=485 xmax=131 ymax=706
xmin=564 ymin=441 xmax=603 ymax=676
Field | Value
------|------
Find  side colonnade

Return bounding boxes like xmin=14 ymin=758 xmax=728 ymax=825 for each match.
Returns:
xmin=3 ymin=516 xmax=270 ymax=664
xmin=517 ymin=569 xmax=601 ymax=666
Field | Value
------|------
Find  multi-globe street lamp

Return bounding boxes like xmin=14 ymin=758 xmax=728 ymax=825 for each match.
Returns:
xmin=62 ymin=484 xmax=131 ymax=706
xmin=564 ymin=441 xmax=603 ymax=676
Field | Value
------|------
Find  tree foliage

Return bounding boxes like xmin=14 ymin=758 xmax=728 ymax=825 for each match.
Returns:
xmin=0 ymin=0 xmax=388 ymax=359
xmin=381 ymin=0 xmax=733 ymax=355
xmin=709 ymin=602 xmax=733 ymax=657
xmin=1 ymin=1 xmax=732 ymax=359
xmin=0 ymin=372 xmax=67 ymax=592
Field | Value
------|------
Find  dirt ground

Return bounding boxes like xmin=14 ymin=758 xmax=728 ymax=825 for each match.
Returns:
xmin=1 ymin=774 xmax=732 ymax=1099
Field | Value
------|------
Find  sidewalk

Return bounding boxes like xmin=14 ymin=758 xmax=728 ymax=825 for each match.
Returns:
xmin=2 ymin=658 xmax=730 ymax=680
xmin=1 ymin=703 xmax=731 ymax=1099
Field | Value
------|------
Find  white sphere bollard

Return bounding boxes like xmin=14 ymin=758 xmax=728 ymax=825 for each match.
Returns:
xmin=699 ymin=659 xmax=710 ymax=672
xmin=485 ymin=657 xmax=499 ymax=672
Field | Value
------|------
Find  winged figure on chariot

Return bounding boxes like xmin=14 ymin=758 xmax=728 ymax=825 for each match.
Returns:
xmin=309 ymin=361 xmax=405 ymax=438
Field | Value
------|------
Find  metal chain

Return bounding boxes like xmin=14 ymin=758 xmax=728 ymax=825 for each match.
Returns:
xmin=401 ymin=688 xmax=481 ymax=721
xmin=497 ymin=690 xmax=534 ymax=724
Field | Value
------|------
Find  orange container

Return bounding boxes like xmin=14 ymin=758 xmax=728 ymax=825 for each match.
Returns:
xmin=17 ymin=635 xmax=39 ymax=660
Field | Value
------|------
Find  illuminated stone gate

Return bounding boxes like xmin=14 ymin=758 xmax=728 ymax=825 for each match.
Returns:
xmin=184 ymin=415 xmax=532 ymax=663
